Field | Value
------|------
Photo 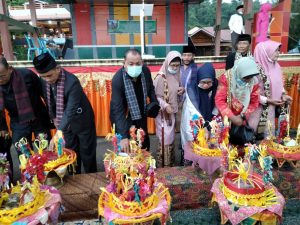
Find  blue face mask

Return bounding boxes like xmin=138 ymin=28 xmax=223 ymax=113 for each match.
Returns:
xmin=167 ymin=67 xmax=178 ymax=75
xmin=127 ymin=66 xmax=142 ymax=78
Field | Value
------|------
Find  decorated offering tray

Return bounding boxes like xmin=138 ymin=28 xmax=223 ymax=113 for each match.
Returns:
xmin=16 ymin=133 xmax=76 ymax=185
xmin=263 ymin=116 xmax=300 ymax=168
xmin=211 ymin=141 xmax=285 ymax=225
xmin=190 ymin=115 xmax=229 ymax=157
xmin=104 ymin=150 xmax=152 ymax=176
xmin=221 ymin=172 xmax=277 ymax=207
xmin=218 ymin=144 xmax=278 ymax=207
xmin=0 ymin=153 xmax=10 ymax=190
xmin=99 ymin=126 xmax=171 ymax=225
xmin=98 ymin=183 xmax=171 ymax=224
xmin=0 ymin=177 xmax=46 ymax=224
xmin=262 ymin=139 xmax=300 ymax=167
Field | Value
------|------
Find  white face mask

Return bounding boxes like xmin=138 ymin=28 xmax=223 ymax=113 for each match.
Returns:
xmin=167 ymin=67 xmax=178 ymax=75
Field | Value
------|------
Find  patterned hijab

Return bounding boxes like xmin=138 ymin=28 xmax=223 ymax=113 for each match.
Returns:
xmin=231 ymin=57 xmax=259 ymax=113
xmin=254 ymin=40 xmax=283 ymax=100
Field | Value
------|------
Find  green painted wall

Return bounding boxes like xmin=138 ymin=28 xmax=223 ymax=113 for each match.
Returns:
xmin=77 ymin=46 xmax=183 ymax=59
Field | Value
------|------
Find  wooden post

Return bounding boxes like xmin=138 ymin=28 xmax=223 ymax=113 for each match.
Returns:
xmin=28 ymin=0 xmax=40 ymax=53
xmin=0 ymin=0 xmax=14 ymax=60
xmin=28 ymin=0 xmax=38 ymax=26
xmin=214 ymin=0 xmax=222 ymax=56
xmin=244 ymin=0 xmax=253 ymax=35
xmin=57 ymin=21 xmax=62 ymax=35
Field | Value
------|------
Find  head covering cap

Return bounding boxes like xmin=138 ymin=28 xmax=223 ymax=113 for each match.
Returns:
xmin=33 ymin=52 xmax=57 ymax=73
xmin=182 ymin=45 xmax=196 ymax=54
xmin=236 ymin=5 xmax=244 ymax=10
xmin=237 ymin=34 xmax=252 ymax=44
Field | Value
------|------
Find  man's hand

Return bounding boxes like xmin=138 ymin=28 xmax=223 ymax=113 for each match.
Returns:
xmin=49 ymin=130 xmax=63 ymax=150
xmin=177 ymin=87 xmax=185 ymax=96
xmin=165 ymin=105 xmax=173 ymax=114
xmin=0 ymin=130 xmax=9 ymax=138
xmin=230 ymin=115 xmax=243 ymax=126
xmin=120 ymin=138 xmax=130 ymax=153
xmin=204 ymin=127 xmax=210 ymax=140
xmin=267 ymin=99 xmax=284 ymax=106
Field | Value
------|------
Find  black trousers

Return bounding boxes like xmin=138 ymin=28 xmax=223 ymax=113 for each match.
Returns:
xmin=231 ymin=31 xmax=240 ymax=51
xmin=0 ymin=137 xmax=13 ymax=174
xmin=11 ymin=119 xmax=51 ymax=148
xmin=63 ymin=123 xmax=97 ymax=174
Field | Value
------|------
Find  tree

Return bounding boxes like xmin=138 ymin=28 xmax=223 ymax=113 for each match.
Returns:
xmin=6 ymin=0 xmax=26 ymax=6
xmin=188 ymin=0 xmax=263 ymax=30
xmin=288 ymin=0 xmax=300 ymax=50
xmin=188 ymin=0 xmax=299 ymax=51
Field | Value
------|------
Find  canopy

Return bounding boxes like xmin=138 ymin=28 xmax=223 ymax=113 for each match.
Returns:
xmin=0 ymin=14 xmax=38 ymax=33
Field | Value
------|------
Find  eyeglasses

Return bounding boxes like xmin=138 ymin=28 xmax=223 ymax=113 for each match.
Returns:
xmin=169 ymin=63 xmax=181 ymax=68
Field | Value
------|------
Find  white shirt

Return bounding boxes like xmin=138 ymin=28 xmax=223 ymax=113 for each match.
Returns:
xmin=228 ymin=14 xmax=245 ymax=34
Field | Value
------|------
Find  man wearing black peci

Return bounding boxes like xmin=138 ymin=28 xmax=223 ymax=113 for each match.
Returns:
xmin=33 ymin=52 xmax=97 ymax=173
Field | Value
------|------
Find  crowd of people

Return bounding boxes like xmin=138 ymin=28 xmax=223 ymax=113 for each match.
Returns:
xmin=110 ymin=33 xmax=292 ymax=167
xmin=0 ymin=4 xmax=293 ymax=175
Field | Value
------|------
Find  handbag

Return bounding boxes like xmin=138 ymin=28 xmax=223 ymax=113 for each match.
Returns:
xmin=229 ymin=120 xmax=255 ymax=145
xmin=146 ymin=102 xmax=160 ymax=118
xmin=226 ymin=70 xmax=255 ymax=145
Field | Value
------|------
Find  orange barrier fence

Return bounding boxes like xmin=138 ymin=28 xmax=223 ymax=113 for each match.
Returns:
xmin=5 ymin=62 xmax=300 ymax=137
xmin=63 ymin=62 xmax=299 ymax=136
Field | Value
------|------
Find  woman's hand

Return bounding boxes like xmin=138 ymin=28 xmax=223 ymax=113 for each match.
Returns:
xmin=177 ymin=87 xmax=185 ymax=96
xmin=230 ymin=115 xmax=243 ymax=126
xmin=165 ymin=104 xmax=173 ymax=114
xmin=267 ymin=99 xmax=284 ymax=106
xmin=282 ymin=94 xmax=292 ymax=104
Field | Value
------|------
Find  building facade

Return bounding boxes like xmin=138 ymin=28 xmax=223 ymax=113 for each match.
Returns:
xmin=70 ymin=1 xmax=197 ymax=59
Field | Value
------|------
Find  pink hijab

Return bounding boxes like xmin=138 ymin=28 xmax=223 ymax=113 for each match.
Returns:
xmin=259 ymin=3 xmax=272 ymax=15
xmin=158 ymin=50 xmax=182 ymax=79
xmin=256 ymin=3 xmax=272 ymax=43
xmin=254 ymin=40 xmax=283 ymax=100
xmin=154 ymin=51 xmax=181 ymax=113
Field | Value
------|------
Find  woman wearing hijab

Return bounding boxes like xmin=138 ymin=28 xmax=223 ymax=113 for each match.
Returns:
xmin=249 ymin=40 xmax=292 ymax=138
xmin=181 ymin=63 xmax=218 ymax=165
xmin=215 ymin=57 xmax=260 ymax=129
xmin=254 ymin=3 xmax=274 ymax=43
xmin=154 ymin=51 xmax=184 ymax=167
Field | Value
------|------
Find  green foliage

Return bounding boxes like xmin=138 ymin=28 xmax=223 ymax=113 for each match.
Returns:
xmin=188 ymin=0 xmax=261 ymax=30
xmin=288 ymin=0 xmax=300 ymax=50
xmin=188 ymin=0 xmax=300 ymax=51
xmin=6 ymin=0 xmax=26 ymax=6
xmin=13 ymin=45 xmax=27 ymax=60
